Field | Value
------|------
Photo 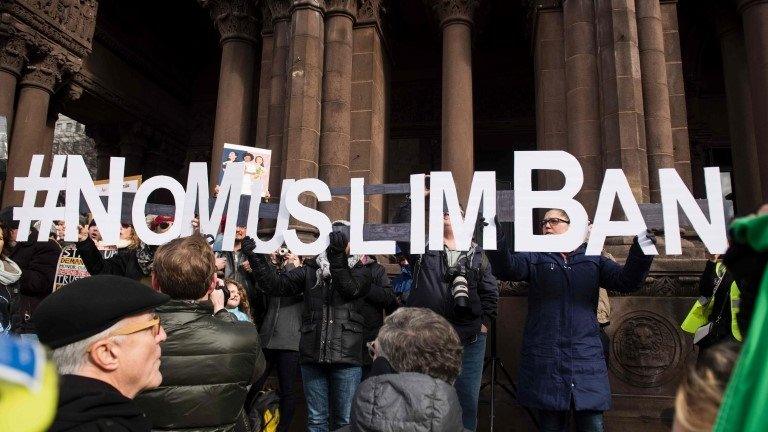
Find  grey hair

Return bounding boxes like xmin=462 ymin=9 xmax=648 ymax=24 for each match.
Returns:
xmin=376 ymin=307 xmax=463 ymax=384
xmin=51 ymin=322 xmax=123 ymax=375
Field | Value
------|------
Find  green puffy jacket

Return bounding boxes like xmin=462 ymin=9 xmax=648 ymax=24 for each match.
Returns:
xmin=135 ymin=300 xmax=266 ymax=431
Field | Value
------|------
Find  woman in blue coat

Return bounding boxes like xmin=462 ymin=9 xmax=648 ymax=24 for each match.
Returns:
xmin=488 ymin=209 xmax=655 ymax=432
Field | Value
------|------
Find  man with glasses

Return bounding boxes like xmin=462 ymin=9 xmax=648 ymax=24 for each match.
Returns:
xmin=33 ymin=275 xmax=170 ymax=431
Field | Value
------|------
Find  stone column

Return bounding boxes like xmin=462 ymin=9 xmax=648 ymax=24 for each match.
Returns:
xmin=433 ymin=0 xmax=478 ymax=204
xmin=0 ymin=36 xmax=27 ymax=135
xmin=660 ymin=0 xmax=692 ymax=188
xmin=534 ymin=3 xmax=567 ymax=191
xmin=254 ymin=5 xmax=274 ymax=150
xmin=266 ymin=0 xmax=292 ymax=198
xmin=318 ymin=0 xmax=356 ymax=220
xmin=2 ymin=51 xmax=65 ymax=207
xmin=204 ymin=0 xmax=260 ymax=188
xmin=596 ymin=0 xmax=650 ymax=202
xmin=716 ymin=8 xmax=763 ymax=214
xmin=563 ymin=0 xmax=602 ymax=214
xmin=282 ymin=0 xmax=325 ymax=208
xmin=637 ymin=0 xmax=675 ymax=203
xmin=351 ymin=0 xmax=389 ymax=222
xmin=738 ymin=0 xmax=768 ymax=201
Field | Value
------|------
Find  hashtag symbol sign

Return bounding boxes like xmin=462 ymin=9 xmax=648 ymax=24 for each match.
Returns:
xmin=13 ymin=155 xmax=68 ymax=242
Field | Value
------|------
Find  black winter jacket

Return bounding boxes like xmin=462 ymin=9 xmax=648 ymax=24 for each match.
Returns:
xmin=9 ymin=229 xmax=61 ymax=334
xmin=50 ymin=375 xmax=152 ymax=432
xmin=359 ymin=259 xmax=396 ymax=365
xmin=247 ymin=250 xmax=374 ymax=365
xmin=76 ymin=237 xmax=147 ymax=281
xmin=405 ymin=247 xmax=499 ymax=344
xmin=135 ymin=300 xmax=265 ymax=432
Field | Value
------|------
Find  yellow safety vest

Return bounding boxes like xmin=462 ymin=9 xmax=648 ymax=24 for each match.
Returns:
xmin=681 ymin=261 xmax=743 ymax=342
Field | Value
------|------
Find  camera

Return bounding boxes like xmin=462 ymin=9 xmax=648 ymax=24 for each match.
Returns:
xmin=216 ymin=279 xmax=231 ymax=305
xmin=444 ymin=264 xmax=470 ymax=309
xmin=278 ymin=247 xmax=290 ymax=256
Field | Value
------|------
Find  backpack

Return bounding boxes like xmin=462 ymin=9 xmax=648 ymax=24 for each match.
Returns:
xmin=247 ymin=390 xmax=280 ymax=432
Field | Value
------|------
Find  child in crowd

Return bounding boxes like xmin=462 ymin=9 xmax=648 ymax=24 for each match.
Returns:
xmin=225 ymin=278 xmax=252 ymax=322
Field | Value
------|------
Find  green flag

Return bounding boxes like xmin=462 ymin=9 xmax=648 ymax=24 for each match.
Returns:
xmin=714 ymin=214 xmax=768 ymax=431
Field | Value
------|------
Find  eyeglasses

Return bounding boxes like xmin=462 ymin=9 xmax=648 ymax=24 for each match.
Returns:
xmin=158 ymin=222 xmax=171 ymax=230
xmin=539 ymin=218 xmax=570 ymax=228
xmin=86 ymin=316 xmax=162 ymax=353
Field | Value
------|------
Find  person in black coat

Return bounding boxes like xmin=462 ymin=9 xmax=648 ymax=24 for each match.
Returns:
xmin=33 ymin=275 xmax=171 ymax=432
xmin=0 ymin=209 xmax=61 ymax=335
xmin=75 ymin=224 xmax=154 ymax=282
xmin=242 ymin=229 xmax=374 ymax=432
xmin=358 ymin=256 xmax=397 ymax=378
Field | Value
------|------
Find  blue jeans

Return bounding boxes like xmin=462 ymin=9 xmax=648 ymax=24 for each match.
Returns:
xmin=454 ymin=332 xmax=487 ymax=431
xmin=538 ymin=408 xmax=604 ymax=432
xmin=300 ymin=363 xmax=362 ymax=432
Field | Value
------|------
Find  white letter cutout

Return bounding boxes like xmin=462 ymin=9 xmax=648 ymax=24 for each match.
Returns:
xmin=182 ymin=162 xmax=244 ymax=251
xmin=132 ymin=176 xmax=186 ymax=245
xmin=586 ymin=169 xmax=657 ymax=255
xmin=514 ymin=151 xmax=589 ymax=252
xmin=284 ymin=178 xmax=332 ymax=256
xmin=660 ymin=167 xmax=727 ymax=255
xmin=428 ymin=171 xmax=497 ymax=251
xmin=350 ymin=178 xmax=396 ymax=255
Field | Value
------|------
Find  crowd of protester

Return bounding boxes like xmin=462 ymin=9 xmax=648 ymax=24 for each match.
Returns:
xmin=0 ymin=198 xmax=767 ymax=432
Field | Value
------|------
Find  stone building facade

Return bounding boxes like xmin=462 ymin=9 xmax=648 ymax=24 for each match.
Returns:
xmin=1 ymin=0 xmax=767 ymax=430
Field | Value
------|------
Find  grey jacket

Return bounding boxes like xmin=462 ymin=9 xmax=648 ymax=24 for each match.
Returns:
xmin=340 ymin=373 xmax=468 ymax=432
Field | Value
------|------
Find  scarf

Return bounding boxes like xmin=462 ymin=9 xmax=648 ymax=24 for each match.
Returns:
xmin=313 ymin=251 xmax=362 ymax=287
xmin=0 ymin=258 xmax=21 ymax=286
xmin=135 ymin=243 xmax=156 ymax=275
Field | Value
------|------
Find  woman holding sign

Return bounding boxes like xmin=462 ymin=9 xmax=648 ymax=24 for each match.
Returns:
xmin=487 ymin=209 xmax=655 ymax=432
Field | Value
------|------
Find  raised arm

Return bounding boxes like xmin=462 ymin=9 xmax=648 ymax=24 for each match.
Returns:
xmin=242 ymin=237 xmax=306 ymax=297
xmin=328 ymin=232 xmax=373 ymax=301
xmin=485 ymin=218 xmax=532 ymax=282
xmin=599 ymin=232 xmax=655 ymax=293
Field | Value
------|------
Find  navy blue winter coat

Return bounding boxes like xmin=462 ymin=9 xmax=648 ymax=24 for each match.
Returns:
xmin=488 ymin=238 xmax=653 ymax=411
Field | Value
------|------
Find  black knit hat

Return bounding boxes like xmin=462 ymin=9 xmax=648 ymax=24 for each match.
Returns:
xmin=33 ymin=275 xmax=170 ymax=349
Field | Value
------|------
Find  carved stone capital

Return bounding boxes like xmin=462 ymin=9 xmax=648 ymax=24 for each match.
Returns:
xmin=202 ymin=0 xmax=260 ymax=44
xmin=267 ymin=0 xmax=292 ymax=21
xmin=20 ymin=50 xmax=69 ymax=93
xmin=430 ymin=0 xmax=479 ymax=27
xmin=0 ymin=35 xmax=28 ymax=76
xmin=261 ymin=3 xmax=274 ymax=33
xmin=291 ymin=0 xmax=325 ymax=14
xmin=326 ymin=0 xmax=357 ymax=19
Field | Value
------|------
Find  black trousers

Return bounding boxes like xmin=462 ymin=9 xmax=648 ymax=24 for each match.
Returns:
xmin=247 ymin=349 xmax=301 ymax=432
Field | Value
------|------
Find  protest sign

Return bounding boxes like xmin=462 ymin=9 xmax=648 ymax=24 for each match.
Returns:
xmin=53 ymin=244 xmax=90 ymax=291
xmin=93 ymin=175 xmax=142 ymax=196
xmin=10 ymin=152 xmax=731 ymax=256
xmin=218 ymin=143 xmax=271 ymax=197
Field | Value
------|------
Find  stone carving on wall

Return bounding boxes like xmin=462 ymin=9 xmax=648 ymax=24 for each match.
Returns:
xmin=611 ymin=310 xmax=683 ymax=388
xmin=357 ymin=0 xmax=381 ymax=24
xmin=3 ymin=0 xmax=97 ymax=58
xmin=0 ymin=34 xmax=28 ymax=76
